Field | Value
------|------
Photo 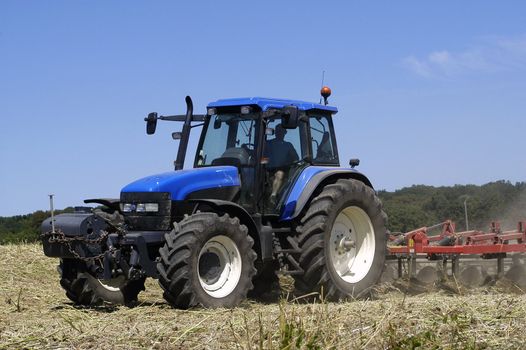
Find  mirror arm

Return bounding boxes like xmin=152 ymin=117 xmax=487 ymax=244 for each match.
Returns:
xmin=261 ymin=109 xmax=280 ymax=119
xmin=159 ymin=114 xmax=206 ymax=122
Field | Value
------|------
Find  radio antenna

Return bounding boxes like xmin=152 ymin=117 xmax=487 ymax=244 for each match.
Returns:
xmin=319 ymin=70 xmax=325 ymax=104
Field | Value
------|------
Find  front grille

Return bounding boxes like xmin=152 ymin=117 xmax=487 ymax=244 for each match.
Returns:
xmin=120 ymin=192 xmax=172 ymax=231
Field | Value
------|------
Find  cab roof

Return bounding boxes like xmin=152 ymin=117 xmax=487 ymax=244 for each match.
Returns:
xmin=207 ymin=97 xmax=338 ymax=114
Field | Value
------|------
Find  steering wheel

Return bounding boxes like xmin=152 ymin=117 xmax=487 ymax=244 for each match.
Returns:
xmin=241 ymin=143 xmax=256 ymax=164
xmin=241 ymin=143 xmax=255 ymax=151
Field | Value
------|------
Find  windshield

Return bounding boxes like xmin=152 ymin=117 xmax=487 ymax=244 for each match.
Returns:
xmin=195 ymin=114 xmax=257 ymax=167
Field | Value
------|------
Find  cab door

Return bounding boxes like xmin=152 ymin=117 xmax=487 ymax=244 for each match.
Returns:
xmin=262 ymin=117 xmax=307 ymax=214
xmin=233 ymin=117 xmax=258 ymax=211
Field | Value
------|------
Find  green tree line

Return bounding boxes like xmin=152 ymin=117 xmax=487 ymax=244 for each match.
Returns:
xmin=1 ymin=180 xmax=525 ymax=244
xmin=0 ymin=208 xmax=74 ymax=244
xmin=378 ymin=180 xmax=526 ymax=233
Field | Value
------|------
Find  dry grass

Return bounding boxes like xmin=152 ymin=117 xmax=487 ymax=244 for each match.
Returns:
xmin=2 ymin=244 xmax=526 ymax=349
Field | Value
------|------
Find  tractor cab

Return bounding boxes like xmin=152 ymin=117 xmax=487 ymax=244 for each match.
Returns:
xmin=198 ymin=96 xmax=340 ymax=215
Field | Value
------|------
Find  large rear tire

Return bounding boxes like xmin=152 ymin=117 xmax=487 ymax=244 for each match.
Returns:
xmin=59 ymin=259 xmax=145 ymax=306
xmin=157 ymin=212 xmax=257 ymax=309
xmin=293 ymin=179 xmax=387 ymax=299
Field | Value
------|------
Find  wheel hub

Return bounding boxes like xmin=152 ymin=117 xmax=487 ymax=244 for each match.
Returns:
xmin=197 ymin=235 xmax=242 ymax=299
xmin=329 ymin=206 xmax=376 ymax=284
xmin=199 ymin=252 xmax=222 ymax=285
xmin=336 ymin=235 xmax=355 ymax=255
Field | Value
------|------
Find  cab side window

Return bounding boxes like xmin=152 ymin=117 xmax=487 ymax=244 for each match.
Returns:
xmin=310 ymin=115 xmax=338 ymax=164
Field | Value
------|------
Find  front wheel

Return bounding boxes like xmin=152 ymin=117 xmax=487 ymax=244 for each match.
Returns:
xmin=157 ymin=212 xmax=257 ymax=309
xmin=293 ymin=179 xmax=387 ymax=299
xmin=59 ymin=259 xmax=145 ymax=306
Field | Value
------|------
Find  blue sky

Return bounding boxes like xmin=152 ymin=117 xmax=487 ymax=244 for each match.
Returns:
xmin=1 ymin=1 xmax=526 ymax=216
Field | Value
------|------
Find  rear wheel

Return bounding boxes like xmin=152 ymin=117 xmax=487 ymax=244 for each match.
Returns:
xmin=59 ymin=259 xmax=145 ymax=306
xmin=293 ymin=179 xmax=387 ymax=299
xmin=157 ymin=212 xmax=257 ymax=309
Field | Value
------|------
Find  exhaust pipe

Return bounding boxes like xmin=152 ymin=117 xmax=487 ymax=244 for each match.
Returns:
xmin=174 ymin=96 xmax=193 ymax=171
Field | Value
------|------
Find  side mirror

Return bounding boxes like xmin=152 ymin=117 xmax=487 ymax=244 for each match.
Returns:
xmin=349 ymin=158 xmax=360 ymax=168
xmin=213 ymin=118 xmax=222 ymax=129
xmin=281 ymin=106 xmax=299 ymax=129
xmin=145 ymin=112 xmax=158 ymax=135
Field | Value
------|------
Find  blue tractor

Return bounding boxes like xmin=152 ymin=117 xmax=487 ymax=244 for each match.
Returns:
xmin=41 ymin=88 xmax=387 ymax=308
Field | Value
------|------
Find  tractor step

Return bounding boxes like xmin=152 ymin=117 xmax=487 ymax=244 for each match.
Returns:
xmin=275 ymin=236 xmax=304 ymax=276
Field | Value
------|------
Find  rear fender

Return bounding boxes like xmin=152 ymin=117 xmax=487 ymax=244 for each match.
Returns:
xmin=280 ymin=168 xmax=374 ymax=221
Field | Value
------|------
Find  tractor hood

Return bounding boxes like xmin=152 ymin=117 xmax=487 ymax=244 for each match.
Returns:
xmin=121 ymin=166 xmax=240 ymax=200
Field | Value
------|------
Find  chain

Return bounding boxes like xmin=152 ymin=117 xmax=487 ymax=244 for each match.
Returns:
xmin=41 ymin=229 xmax=114 ymax=262
xmin=42 ymin=229 xmax=109 ymax=244
xmin=40 ymin=210 xmax=127 ymax=263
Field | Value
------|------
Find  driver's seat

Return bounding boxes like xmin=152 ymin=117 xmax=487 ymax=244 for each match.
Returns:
xmin=211 ymin=147 xmax=254 ymax=202
xmin=211 ymin=147 xmax=249 ymax=168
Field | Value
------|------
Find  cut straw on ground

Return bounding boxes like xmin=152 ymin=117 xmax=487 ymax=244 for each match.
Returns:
xmin=2 ymin=243 xmax=526 ymax=349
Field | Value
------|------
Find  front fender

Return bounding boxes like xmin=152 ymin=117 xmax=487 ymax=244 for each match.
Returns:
xmin=121 ymin=166 xmax=240 ymax=201
xmin=187 ymin=199 xmax=270 ymax=259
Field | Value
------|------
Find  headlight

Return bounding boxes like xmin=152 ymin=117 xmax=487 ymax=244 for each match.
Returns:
xmin=144 ymin=203 xmax=159 ymax=212
xmin=136 ymin=203 xmax=159 ymax=213
xmin=122 ymin=203 xmax=134 ymax=212
xmin=122 ymin=202 xmax=158 ymax=213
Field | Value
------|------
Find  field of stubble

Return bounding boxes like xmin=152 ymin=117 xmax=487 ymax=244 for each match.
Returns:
xmin=1 ymin=244 xmax=526 ymax=349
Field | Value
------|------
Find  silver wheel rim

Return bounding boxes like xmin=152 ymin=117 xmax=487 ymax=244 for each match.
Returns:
xmin=98 ymin=275 xmax=126 ymax=292
xmin=198 ymin=235 xmax=242 ymax=298
xmin=329 ymin=206 xmax=375 ymax=284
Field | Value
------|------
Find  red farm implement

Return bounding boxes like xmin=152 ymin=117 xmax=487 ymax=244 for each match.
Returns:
xmin=386 ymin=220 xmax=526 ymax=287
